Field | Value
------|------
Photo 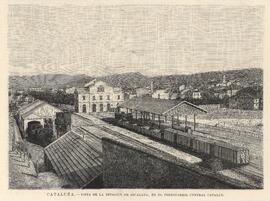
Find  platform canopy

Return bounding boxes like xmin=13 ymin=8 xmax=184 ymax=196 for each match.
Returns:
xmin=119 ymin=97 xmax=207 ymax=116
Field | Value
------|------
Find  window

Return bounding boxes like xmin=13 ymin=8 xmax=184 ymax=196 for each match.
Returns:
xmin=82 ymin=104 xmax=87 ymax=113
xmin=117 ymin=95 xmax=121 ymax=100
xmin=100 ymin=95 xmax=103 ymax=100
xmin=92 ymin=96 xmax=96 ymax=100
xmin=92 ymin=104 xmax=96 ymax=112
xmin=100 ymin=104 xmax=103 ymax=112
xmin=82 ymin=95 xmax=86 ymax=100
xmin=97 ymin=85 xmax=104 ymax=92
xmin=107 ymin=95 xmax=110 ymax=100
xmin=107 ymin=103 xmax=111 ymax=111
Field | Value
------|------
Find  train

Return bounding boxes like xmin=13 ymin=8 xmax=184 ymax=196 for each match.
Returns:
xmin=115 ymin=118 xmax=249 ymax=165
xmin=26 ymin=121 xmax=54 ymax=147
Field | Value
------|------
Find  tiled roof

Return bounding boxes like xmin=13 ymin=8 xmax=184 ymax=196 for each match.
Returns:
xmin=18 ymin=100 xmax=62 ymax=119
xmin=44 ymin=131 xmax=102 ymax=188
xmin=18 ymin=100 xmax=45 ymax=116
xmin=119 ymin=97 xmax=207 ymax=115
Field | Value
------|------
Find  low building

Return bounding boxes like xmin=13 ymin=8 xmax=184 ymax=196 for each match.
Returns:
xmin=152 ymin=89 xmax=177 ymax=100
xmin=179 ymin=84 xmax=186 ymax=91
xmin=16 ymin=100 xmax=62 ymax=137
xmin=28 ymin=87 xmax=44 ymax=92
xmin=135 ymin=87 xmax=150 ymax=97
xmin=75 ymin=79 xmax=125 ymax=113
xmin=229 ymin=87 xmax=263 ymax=110
xmin=226 ymin=89 xmax=238 ymax=97
xmin=192 ymin=89 xmax=202 ymax=99
xmin=65 ymin=87 xmax=76 ymax=94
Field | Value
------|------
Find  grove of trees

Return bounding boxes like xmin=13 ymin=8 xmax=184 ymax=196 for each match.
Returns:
xmin=29 ymin=90 xmax=74 ymax=105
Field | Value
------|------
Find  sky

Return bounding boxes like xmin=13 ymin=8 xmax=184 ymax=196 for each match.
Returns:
xmin=8 ymin=4 xmax=264 ymax=76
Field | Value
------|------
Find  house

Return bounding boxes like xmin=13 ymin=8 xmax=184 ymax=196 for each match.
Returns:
xmin=226 ymin=85 xmax=241 ymax=97
xmin=213 ymin=87 xmax=227 ymax=99
xmin=192 ymin=89 xmax=202 ymax=99
xmin=135 ymin=87 xmax=150 ymax=97
xmin=28 ymin=87 xmax=44 ymax=92
xmin=65 ymin=87 xmax=76 ymax=94
xmin=152 ymin=89 xmax=177 ymax=100
xmin=74 ymin=79 xmax=125 ymax=113
xmin=229 ymin=87 xmax=263 ymax=110
xmin=179 ymin=84 xmax=186 ymax=92
xmin=179 ymin=88 xmax=191 ymax=99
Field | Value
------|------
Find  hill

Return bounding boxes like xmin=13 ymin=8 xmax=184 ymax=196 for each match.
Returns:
xmin=9 ymin=68 xmax=263 ymax=91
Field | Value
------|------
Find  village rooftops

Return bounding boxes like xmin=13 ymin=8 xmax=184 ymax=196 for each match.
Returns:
xmin=119 ymin=97 xmax=207 ymax=116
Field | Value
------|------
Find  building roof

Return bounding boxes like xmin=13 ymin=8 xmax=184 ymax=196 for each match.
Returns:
xmin=119 ymin=97 xmax=207 ymax=115
xmin=75 ymin=87 xmax=88 ymax=94
xmin=18 ymin=100 xmax=46 ymax=116
xmin=44 ymin=131 xmax=102 ymax=188
xmin=18 ymin=100 xmax=62 ymax=119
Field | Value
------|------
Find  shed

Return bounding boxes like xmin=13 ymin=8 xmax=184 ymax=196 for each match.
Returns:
xmin=17 ymin=100 xmax=62 ymax=137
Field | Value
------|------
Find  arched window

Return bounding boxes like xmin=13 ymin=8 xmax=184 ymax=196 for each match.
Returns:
xmin=82 ymin=104 xmax=87 ymax=113
xmin=107 ymin=103 xmax=111 ymax=112
xmin=100 ymin=104 xmax=103 ymax=112
xmin=92 ymin=104 xmax=96 ymax=112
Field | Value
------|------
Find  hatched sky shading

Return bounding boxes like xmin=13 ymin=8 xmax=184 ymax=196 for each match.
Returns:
xmin=8 ymin=5 xmax=264 ymax=76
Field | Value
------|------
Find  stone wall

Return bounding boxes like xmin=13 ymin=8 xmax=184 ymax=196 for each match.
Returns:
xmin=102 ymin=138 xmax=246 ymax=189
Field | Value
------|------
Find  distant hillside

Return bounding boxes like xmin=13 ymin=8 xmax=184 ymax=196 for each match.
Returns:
xmin=8 ymin=74 xmax=89 ymax=89
xmin=99 ymin=72 xmax=150 ymax=90
xmin=152 ymin=68 xmax=263 ymax=89
xmin=9 ymin=68 xmax=263 ymax=90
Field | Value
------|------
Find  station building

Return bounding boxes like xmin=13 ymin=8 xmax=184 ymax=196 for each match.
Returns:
xmin=74 ymin=79 xmax=124 ymax=113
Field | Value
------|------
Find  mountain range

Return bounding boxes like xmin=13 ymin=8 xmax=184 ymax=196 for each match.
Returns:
xmin=9 ymin=68 xmax=263 ymax=91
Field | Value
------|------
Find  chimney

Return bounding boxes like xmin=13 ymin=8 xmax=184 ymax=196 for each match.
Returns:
xmin=150 ymin=80 xmax=154 ymax=94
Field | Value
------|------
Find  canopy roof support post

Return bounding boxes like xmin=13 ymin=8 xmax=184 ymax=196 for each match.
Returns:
xmin=135 ymin=110 xmax=137 ymax=120
xmin=185 ymin=115 xmax=187 ymax=127
xmin=158 ymin=114 xmax=161 ymax=129
xmin=171 ymin=116 xmax=174 ymax=128
xmin=193 ymin=114 xmax=196 ymax=131
xmin=177 ymin=115 xmax=180 ymax=126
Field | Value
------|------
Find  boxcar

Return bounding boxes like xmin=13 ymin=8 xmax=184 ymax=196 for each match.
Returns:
xmin=176 ymin=131 xmax=193 ymax=148
xmin=148 ymin=129 xmax=162 ymax=139
xmin=163 ymin=128 xmax=176 ymax=143
xmin=141 ymin=126 xmax=151 ymax=136
xmin=192 ymin=136 xmax=212 ymax=155
xmin=133 ymin=124 xmax=142 ymax=133
xmin=213 ymin=141 xmax=249 ymax=165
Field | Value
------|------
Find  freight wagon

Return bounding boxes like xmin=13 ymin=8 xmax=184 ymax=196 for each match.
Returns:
xmin=163 ymin=128 xmax=249 ymax=165
xmin=115 ymin=119 xmax=249 ymax=165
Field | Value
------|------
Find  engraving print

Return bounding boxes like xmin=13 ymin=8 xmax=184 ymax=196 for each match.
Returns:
xmin=8 ymin=4 xmax=263 ymax=189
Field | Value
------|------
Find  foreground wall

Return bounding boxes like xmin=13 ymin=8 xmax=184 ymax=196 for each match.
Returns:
xmin=102 ymin=138 xmax=242 ymax=189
